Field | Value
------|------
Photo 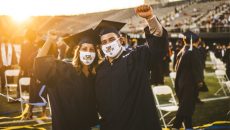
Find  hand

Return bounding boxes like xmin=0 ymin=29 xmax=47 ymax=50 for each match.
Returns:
xmin=56 ymin=37 xmax=66 ymax=48
xmin=47 ymin=30 xmax=58 ymax=43
xmin=198 ymin=82 xmax=203 ymax=88
xmin=135 ymin=5 xmax=154 ymax=19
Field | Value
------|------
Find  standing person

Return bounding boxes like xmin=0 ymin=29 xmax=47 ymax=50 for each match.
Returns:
xmin=196 ymin=40 xmax=209 ymax=100
xmin=34 ymin=29 xmax=99 ymax=130
xmin=214 ymin=44 xmax=222 ymax=59
xmin=162 ymin=48 xmax=171 ymax=76
xmin=190 ymin=36 xmax=207 ymax=104
xmin=173 ymin=31 xmax=203 ymax=130
xmin=20 ymin=30 xmax=47 ymax=119
xmin=173 ymin=39 xmax=184 ymax=71
xmin=223 ymin=43 xmax=230 ymax=79
xmin=120 ymin=33 xmax=132 ymax=51
xmin=94 ymin=5 xmax=168 ymax=130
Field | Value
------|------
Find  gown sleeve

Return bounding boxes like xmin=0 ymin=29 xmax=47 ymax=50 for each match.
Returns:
xmin=144 ymin=26 xmax=168 ymax=64
xmin=128 ymin=26 xmax=168 ymax=70
xmin=34 ymin=56 xmax=73 ymax=85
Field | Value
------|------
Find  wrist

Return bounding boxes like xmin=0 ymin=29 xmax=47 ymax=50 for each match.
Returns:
xmin=146 ymin=15 xmax=155 ymax=21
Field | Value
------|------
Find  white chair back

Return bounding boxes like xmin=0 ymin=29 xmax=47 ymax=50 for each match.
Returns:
xmin=5 ymin=69 xmax=20 ymax=77
xmin=19 ymin=77 xmax=31 ymax=86
xmin=4 ymin=69 xmax=20 ymax=102
xmin=152 ymin=85 xmax=178 ymax=128
xmin=215 ymin=70 xmax=226 ymax=77
xmin=19 ymin=77 xmax=31 ymax=113
xmin=152 ymin=86 xmax=173 ymax=95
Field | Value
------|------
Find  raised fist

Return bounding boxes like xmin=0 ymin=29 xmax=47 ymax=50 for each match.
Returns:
xmin=47 ymin=30 xmax=58 ymax=42
xmin=135 ymin=5 xmax=154 ymax=19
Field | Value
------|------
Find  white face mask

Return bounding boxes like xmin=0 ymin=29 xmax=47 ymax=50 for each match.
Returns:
xmin=79 ymin=51 xmax=96 ymax=65
xmin=101 ymin=39 xmax=122 ymax=58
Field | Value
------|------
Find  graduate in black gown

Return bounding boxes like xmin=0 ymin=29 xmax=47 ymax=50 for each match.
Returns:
xmin=173 ymin=31 xmax=203 ymax=129
xmin=34 ymin=29 xmax=99 ymax=130
xmin=94 ymin=5 xmax=168 ymax=130
xmin=173 ymin=39 xmax=184 ymax=71
xmin=196 ymin=40 xmax=209 ymax=101
xmin=223 ymin=43 xmax=230 ymax=79
xmin=20 ymin=31 xmax=48 ymax=119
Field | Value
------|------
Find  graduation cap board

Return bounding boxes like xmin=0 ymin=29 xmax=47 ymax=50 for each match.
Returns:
xmin=94 ymin=20 xmax=126 ymax=37
xmin=183 ymin=30 xmax=199 ymax=44
xmin=63 ymin=28 xmax=97 ymax=48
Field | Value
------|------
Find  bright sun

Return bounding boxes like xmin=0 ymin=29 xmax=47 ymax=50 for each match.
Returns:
xmin=10 ymin=14 xmax=31 ymax=23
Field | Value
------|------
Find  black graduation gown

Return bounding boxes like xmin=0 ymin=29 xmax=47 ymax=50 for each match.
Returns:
xmin=198 ymin=46 xmax=206 ymax=69
xmin=223 ymin=48 xmax=230 ymax=78
xmin=20 ymin=42 xmax=38 ymax=75
xmin=34 ymin=56 xmax=98 ymax=130
xmin=95 ymin=28 xmax=168 ymax=130
xmin=197 ymin=46 xmax=209 ymax=92
xmin=162 ymin=50 xmax=171 ymax=76
xmin=214 ymin=48 xmax=222 ymax=59
xmin=23 ymin=51 xmax=48 ymax=103
xmin=150 ymin=56 xmax=164 ymax=85
xmin=175 ymin=46 xmax=203 ymax=116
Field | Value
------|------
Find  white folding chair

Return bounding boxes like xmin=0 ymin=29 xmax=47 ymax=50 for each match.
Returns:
xmin=169 ymin=72 xmax=176 ymax=88
xmin=215 ymin=70 xmax=229 ymax=96
xmin=4 ymin=69 xmax=20 ymax=102
xmin=209 ymin=52 xmax=218 ymax=69
xmin=225 ymin=81 xmax=230 ymax=94
xmin=216 ymin=65 xmax=226 ymax=71
xmin=47 ymin=94 xmax=52 ymax=117
xmin=19 ymin=77 xmax=31 ymax=113
xmin=152 ymin=85 xmax=178 ymax=128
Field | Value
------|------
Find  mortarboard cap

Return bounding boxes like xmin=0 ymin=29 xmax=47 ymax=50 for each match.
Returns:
xmin=94 ymin=20 xmax=126 ymax=37
xmin=183 ymin=30 xmax=199 ymax=44
xmin=63 ymin=29 xmax=98 ymax=48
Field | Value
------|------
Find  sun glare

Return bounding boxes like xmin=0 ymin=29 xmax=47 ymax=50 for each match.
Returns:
xmin=0 ymin=0 xmax=144 ymax=17
xmin=10 ymin=14 xmax=30 ymax=23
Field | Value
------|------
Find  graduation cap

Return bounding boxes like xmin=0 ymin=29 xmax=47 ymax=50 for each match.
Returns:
xmin=183 ymin=30 xmax=199 ymax=45
xmin=94 ymin=20 xmax=126 ymax=37
xmin=63 ymin=29 xmax=98 ymax=48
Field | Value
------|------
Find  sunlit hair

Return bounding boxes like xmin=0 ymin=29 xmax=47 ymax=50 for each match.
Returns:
xmin=72 ymin=44 xmax=101 ymax=75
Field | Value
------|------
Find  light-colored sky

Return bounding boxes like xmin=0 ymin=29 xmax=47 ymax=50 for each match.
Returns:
xmin=0 ymin=0 xmax=144 ymax=16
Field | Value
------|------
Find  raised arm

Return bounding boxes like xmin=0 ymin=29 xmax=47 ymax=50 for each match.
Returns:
xmin=34 ymin=32 xmax=71 ymax=84
xmin=135 ymin=5 xmax=168 ymax=67
xmin=36 ymin=32 xmax=58 ymax=58
xmin=135 ymin=5 xmax=163 ymax=37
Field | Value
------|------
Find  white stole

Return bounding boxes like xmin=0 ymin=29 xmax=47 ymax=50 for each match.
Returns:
xmin=1 ymin=43 xmax=13 ymax=66
xmin=13 ymin=44 xmax=21 ymax=64
xmin=189 ymin=35 xmax=193 ymax=51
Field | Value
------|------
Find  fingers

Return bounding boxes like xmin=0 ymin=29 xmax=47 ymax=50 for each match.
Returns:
xmin=136 ymin=5 xmax=151 ymax=13
xmin=47 ymin=30 xmax=59 ymax=42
